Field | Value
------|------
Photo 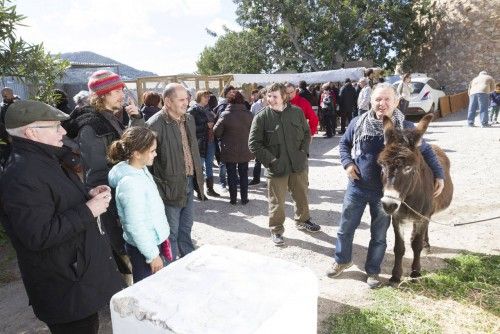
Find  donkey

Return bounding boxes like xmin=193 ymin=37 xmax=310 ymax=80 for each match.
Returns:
xmin=377 ymin=114 xmax=453 ymax=284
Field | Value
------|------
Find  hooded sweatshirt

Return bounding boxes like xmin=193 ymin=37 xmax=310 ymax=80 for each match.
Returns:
xmin=108 ymin=161 xmax=169 ymax=263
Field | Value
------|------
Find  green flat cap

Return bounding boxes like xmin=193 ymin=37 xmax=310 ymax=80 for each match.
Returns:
xmin=4 ymin=100 xmax=69 ymax=129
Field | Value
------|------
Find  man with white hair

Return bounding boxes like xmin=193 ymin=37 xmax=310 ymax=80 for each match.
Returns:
xmin=467 ymin=71 xmax=496 ymax=127
xmin=326 ymin=83 xmax=445 ymax=288
xmin=0 ymin=100 xmax=123 ymax=333
xmin=72 ymin=90 xmax=90 ymax=109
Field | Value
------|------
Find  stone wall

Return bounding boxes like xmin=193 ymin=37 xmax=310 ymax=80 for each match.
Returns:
xmin=411 ymin=0 xmax=499 ymax=93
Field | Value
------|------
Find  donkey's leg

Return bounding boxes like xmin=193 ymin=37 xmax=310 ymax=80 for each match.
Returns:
xmin=410 ymin=221 xmax=427 ymax=278
xmin=422 ymin=224 xmax=431 ymax=254
xmin=390 ymin=219 xmax=405 ymax=284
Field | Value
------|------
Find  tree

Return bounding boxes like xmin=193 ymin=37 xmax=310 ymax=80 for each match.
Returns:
xmin=227 ymin=0 xmax=437 ymax=72
xmin=197 ymin=27 xmax=272 ymax=75
xmin=0 ymin=0 xmax=69 ymax=103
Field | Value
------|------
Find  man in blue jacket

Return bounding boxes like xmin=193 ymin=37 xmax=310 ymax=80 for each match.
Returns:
xmin=326 ymin=83 xmax=445 ymax=288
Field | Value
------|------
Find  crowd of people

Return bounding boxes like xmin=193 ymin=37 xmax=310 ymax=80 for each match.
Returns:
xmin=0 ymin=67 xmax=493 ymax=333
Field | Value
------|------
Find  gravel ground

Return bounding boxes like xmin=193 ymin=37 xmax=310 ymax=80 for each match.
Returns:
xmin=1 ymin=109 xmax=498 ymax=333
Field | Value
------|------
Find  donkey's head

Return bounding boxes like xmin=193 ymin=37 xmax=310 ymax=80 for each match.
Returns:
xmin=378 ymin=114 xmax=433 ymax=214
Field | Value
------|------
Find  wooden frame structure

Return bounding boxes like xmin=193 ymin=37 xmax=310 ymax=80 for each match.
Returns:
xmin=135 ymin=74 xmax=234 ymax=105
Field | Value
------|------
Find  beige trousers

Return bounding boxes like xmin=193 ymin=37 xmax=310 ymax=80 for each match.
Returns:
xmin=267 ymin=169 xmax=310 ymax=234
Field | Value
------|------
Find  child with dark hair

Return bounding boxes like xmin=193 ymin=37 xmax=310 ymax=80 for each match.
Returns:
xmin=108 ymin=126 xmax=171 ymax=283
xmin=489 ymin=83 xmax=500 ymax=124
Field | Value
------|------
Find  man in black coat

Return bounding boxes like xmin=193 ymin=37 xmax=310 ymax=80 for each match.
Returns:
xmin=188 ymin=90 xmax=220 ymax=199
xmin=0 ymin=100 xmax=123 ymax=333
xmin=298 ymin=80 xmax=313 ymax=104
xmin=64 ymin=70 xmax=142 ymax=280
xmin=213 ymin=84 xmax=237 ymax=189
xmin=338 ymin=78 xmax=357 ymax=134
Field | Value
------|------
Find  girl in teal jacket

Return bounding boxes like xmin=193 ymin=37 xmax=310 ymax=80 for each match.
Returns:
xmin=108 ymin=127 xmax=170 ymax=283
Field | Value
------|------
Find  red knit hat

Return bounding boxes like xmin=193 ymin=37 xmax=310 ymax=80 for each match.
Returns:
xmin=88 ymin=70 xmax=125 ymax=96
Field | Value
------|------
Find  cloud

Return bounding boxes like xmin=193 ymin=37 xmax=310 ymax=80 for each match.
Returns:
xmin=151 ymin=53 xmax=199 ymax=75
xmin=13 ymin=0 xmax=238 ymax=75
xmin=173 ymin=0 xmax=223 ymax=17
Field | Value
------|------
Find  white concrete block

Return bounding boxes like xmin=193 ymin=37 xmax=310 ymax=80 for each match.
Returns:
xmin=110 ymin=245 xmax=318 ymax=334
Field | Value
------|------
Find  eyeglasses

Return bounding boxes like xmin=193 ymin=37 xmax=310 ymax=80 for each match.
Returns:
xmin=29 ymin=124 xmax=63 ymax=131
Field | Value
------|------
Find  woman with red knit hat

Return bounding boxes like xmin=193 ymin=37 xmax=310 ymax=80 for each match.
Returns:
xmin=65 ymin=70 xmax=144 ymax=282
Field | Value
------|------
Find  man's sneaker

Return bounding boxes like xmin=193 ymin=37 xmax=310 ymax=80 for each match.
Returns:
xmin=248 ymin=179 xmax=260 ymax=185
xmin=271 ymin=233 xmax=285 ymax=247
xmin=296 ymin=220 xmax=321 ymax=233
xmin=326 ymin=261 xmax=353 ymax=278
xmin=367 ymin=274 xmax=382 ymax=289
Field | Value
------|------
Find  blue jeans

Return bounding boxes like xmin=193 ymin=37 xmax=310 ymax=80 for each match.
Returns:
xmin=125 ymin=243 xmax=165 ymax=283
xmin=164 ymin=176 xmax=195 ymax=262
xmin=335 ymin=185 xmax=391 ymax=275
xmin=467 ymin=93 xmax=490 ymax=126
xmin=203 ymin=142 xmax=216 ymax=178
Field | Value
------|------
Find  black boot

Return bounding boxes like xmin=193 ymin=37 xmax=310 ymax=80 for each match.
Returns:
xmin=206 ymin=177 xmax=220 ymax=197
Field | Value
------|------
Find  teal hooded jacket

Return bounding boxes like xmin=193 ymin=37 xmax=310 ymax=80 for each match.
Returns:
xmin=108 ymin=161 xmax=170 ymax=263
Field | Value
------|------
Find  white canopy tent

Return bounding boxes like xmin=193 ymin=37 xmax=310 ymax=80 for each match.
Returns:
xmin=231 ymin=67 xmax=366 ymax=86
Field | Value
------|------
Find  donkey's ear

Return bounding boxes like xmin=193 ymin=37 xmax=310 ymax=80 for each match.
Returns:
xmin=383 ymin=115 xmax=394 ymax=131
xmin=413 ymin=114 xmax=433 ymax=146
xmin=416 ymin=114 xmax=433 ymax=134
xmin=383 ymin=115 xmax=395 ymax=145
xmin=384 ymin=128 xmax=396 ymax=145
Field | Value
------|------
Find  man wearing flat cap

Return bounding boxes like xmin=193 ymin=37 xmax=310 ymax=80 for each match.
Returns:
xmin=0 ymin=100 xmax=123 ymax=333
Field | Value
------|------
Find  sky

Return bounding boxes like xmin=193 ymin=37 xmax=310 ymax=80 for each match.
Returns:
xmin=14 ymin=0 xmax=241 ymax=75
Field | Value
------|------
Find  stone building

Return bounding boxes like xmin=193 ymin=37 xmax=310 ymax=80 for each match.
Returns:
xmin=411 ymin=0 xmax=499 ymax=93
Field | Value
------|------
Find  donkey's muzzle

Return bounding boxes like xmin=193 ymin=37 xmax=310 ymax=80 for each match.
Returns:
xmin=382 ymin=200 xmax=398 ymax=214
xmin=381 ymin=189 xmax=401 ymax=214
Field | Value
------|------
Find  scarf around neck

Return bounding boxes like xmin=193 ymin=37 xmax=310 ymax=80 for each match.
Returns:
xmin=352 ymin=108 xmax=405 ymax=158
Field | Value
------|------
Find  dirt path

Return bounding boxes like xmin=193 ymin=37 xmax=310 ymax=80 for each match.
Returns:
xmin=1 ymin=109 xmax=498 ymax=333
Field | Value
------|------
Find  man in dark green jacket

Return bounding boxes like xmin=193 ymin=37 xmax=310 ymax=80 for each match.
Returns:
xmin=146 ymin=83 xmax=205 ymax=261
xmin=249 ymin=83 xmax=321 ymax=246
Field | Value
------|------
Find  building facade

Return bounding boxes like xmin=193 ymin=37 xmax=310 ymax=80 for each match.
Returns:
xmin=412 ymin=0 xmax=499 ymax=93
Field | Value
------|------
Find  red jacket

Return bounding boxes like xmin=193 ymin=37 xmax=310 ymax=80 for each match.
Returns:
xmin=290 ymin=94 xmax=319 ymax=135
